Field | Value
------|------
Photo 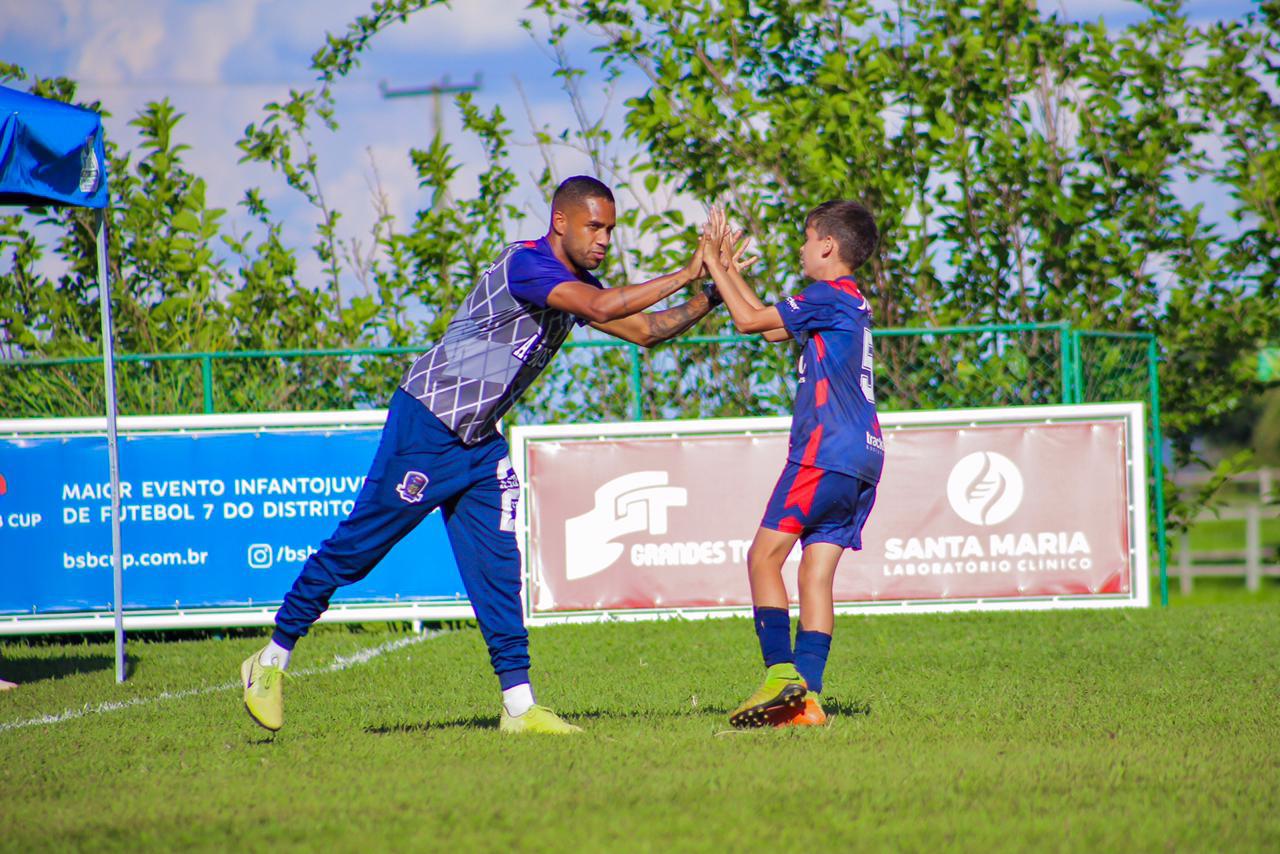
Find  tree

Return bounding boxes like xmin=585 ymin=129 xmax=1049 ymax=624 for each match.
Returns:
xmin=525 ymin=0 xmax=1280 ymax=523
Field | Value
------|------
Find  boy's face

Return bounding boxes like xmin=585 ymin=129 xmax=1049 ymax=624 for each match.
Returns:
xmin=799 ymin=225 xmax=831 ymax=280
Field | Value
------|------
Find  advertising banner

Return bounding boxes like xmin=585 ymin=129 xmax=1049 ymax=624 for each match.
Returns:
xmin=513 ymin=404 xmax=1149 ymax=619
xmin=0 ymin=414 xmax=468 ymax=631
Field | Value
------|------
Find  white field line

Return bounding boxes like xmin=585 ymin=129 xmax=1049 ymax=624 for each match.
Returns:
xmin=0 ymin=631 xmax=444 ymax=734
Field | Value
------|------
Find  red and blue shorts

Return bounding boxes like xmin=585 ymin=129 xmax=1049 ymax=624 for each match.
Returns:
xmin=760 ymin=459 xmax=878 ymax=550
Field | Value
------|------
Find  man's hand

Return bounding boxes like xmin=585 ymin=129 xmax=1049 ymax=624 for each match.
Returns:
xmin=680 ymin=238 xmax=708 ymax=284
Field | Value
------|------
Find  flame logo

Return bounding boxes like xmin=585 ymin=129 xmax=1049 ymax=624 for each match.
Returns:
xmin=946 ymin=452 xmax=1023 ymax=526
xmin=964 ymin=453 xmax=1008 ymax=525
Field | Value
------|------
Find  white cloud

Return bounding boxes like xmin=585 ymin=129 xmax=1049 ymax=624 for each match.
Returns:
xmin=375 ymin=0 xmax=530 ymax=52
xmin=0 ymin=2 xmax=73 ymax=47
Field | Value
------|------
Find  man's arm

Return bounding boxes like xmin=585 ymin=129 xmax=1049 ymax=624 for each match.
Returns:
xmin=590 ymin=287 xmax=719 ymax=347
xmin=546 ymin=245 xmax=705 ymax=324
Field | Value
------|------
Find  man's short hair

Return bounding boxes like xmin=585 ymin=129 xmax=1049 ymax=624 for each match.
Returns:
xmin=552 ymin=175 xmax=614 ymax=213
xmin=805 ymin=200 xmax=878 ymax=271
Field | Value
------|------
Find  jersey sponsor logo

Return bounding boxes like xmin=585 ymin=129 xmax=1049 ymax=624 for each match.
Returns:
xmin=512 ymin=331 xmax=552 ymax=368
xmin=394 ymin=470 xmax=430 ymax=504
xmin=564 ymin=471 xmax=688 ymax=580
xmin=945 ymin=452 xmax=1024 ymax=526
xmin=866 ymin=431 xmax=885 ymax=453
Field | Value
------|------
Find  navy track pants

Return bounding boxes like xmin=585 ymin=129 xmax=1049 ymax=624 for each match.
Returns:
xmin=273 ymin=389 xmax=529 ymax=685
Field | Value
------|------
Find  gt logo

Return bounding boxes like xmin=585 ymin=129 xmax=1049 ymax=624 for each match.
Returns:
xmin=563 ymin=472 xmax=688 ymax=580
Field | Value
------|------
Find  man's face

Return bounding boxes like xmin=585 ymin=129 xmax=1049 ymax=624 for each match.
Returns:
xmin=799 ymin=225 xmax=828 ymax=279
xmin=556 ymin=196 xmax=617 ymax=270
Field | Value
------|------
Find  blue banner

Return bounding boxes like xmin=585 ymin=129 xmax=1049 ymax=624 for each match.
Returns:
xmin=0 ymin=429 xmax=463 ymax=614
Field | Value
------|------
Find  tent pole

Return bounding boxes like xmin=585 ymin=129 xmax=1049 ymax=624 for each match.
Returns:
xmin=95 ymin=208 xmax=125 ymax=683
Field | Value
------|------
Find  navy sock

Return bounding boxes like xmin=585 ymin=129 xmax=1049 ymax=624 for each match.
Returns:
xmin=753 ymin=607 xmax=793 ymax=667
xmin=497 ymin=668 xmax=531 ymax=691
xmin=794 ymin=629 xmax=832 ymax=694
xmin=270 ymin=629 xmax=298 ymax=651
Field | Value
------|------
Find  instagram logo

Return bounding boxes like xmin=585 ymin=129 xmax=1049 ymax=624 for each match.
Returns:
xmin=247 ymin=544 xmax=274 ymax=570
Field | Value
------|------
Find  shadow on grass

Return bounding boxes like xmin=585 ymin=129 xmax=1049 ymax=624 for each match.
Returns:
xmin=368 ymin=716 xmax=500 ymax=734
xmin=366 ymin=700 xmax=871 ymax=734
xmin=825 ymin=698 xmax=873 ymax=718
xmin=0 ymin=652 xmax=126 ymax=684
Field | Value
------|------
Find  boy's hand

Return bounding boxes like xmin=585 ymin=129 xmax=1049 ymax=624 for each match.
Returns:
xmin=722 ymin=229 xmax=759 ymax=273
xmin=701 ymin=223 xmax=726 ymax=272
xmin=701 ymin=206 xmax=730 ymax=271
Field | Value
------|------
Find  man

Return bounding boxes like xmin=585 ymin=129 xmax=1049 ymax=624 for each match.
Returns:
xmin=242 ymin=176 xmax=721 ymax=734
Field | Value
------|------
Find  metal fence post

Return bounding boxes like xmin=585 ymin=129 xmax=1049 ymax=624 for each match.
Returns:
xmin=1071 ymin=329 xmax=1084 ymax=404
xmin=1147 ymin=336 xmax=1169 ymax=607
xmin=629 ymin=343 xmax=642 ymax=421
xmin=201 ymin=354 xmax=214 ymax=414
xmin=1058 ymin=324 xmax=1073 ymax=404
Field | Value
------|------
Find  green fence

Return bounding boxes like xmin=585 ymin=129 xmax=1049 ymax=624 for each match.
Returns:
xmin=0 ymin=321 xmax=1169 ymax=603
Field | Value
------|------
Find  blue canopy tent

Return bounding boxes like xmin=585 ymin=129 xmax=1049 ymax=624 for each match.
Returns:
xmin=0 ymin=84 xmax=126 ymax=682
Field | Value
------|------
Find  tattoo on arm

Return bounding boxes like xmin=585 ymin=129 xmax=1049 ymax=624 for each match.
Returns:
xmin=646 ymin=293 xmax=713 ymax=341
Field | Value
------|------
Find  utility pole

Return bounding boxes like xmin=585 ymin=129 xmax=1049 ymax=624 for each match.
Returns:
xmin=379 ymin=74 xmax=482 ymax=293
xmin=379 ymin=74 xmax=483 ymax=143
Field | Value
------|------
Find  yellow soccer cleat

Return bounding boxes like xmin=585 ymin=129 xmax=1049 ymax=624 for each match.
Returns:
xmin=729 ymin=662 xmax=807 ymax=729
xmin=499 ymin=704 xmax=583 ymax=735
xmin=241 ymin=647 xmax=286 ymax=732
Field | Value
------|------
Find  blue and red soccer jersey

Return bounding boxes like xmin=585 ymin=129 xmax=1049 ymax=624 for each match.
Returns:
xmin=760 ymin=276 xmax=884 ymax=550
xmin=776 ymin=277 xmax=884 ymax=484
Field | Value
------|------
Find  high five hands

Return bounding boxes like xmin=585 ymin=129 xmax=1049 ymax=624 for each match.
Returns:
xmin=701 ymin=205 xmax=758 ymax=276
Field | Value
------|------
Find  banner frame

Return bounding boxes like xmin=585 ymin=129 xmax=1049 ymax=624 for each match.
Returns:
xmin=0 ymin=408 xmax=480 ymax=635
xmin=510 ymin=402 xmax=1150 ymax=623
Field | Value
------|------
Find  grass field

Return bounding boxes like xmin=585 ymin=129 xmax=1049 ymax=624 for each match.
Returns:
xmin=2 ymin=586 xmax=1278 ymax=851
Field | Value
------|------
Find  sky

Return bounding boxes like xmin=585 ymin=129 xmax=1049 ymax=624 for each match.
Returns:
xmin=0 ymin=0 xmax=1263 ymax=291
xmin=1 ymin=0 xmax=618 ymax=284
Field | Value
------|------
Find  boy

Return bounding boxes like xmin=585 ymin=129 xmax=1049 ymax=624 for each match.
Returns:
xmin=700 ymin=201 xmax=883 ymax=728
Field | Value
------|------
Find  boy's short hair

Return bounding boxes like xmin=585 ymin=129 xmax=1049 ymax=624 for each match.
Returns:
xmin=552 ymin=175 xmax=614 ymax=213
xmin=805 ymin=200 xmax=878 ymax=271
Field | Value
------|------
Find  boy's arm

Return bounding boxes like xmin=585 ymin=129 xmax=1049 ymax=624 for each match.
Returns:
xmin=702 ymin=211 xmax=790 ymax=337
xmin=714 ymin=229 xmax=792 ymax=342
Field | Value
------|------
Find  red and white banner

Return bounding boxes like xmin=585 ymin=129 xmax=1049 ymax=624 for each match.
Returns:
xmin=511 ymin=404 xmax=1149 ymax=620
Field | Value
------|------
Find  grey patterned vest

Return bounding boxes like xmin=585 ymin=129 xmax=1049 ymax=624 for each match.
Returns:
xmin=399 ymin=242 xmax=583 ymax=445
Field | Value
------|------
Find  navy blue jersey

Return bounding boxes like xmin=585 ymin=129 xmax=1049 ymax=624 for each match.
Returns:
xmin=775 ymin=277 xmax=884 ymax=484
xmin=400 ymin=237 xmax=601 ymax=445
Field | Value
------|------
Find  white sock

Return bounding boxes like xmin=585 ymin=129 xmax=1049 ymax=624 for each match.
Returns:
xmin=502 ymin=683 xmax=535 ymax=717
xmin=259 ymin=640 xmax=291 ymax=670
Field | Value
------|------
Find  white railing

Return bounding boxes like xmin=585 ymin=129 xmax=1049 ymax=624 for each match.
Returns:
xmin=1175 ymin=468 xmax=1279 ymax=593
